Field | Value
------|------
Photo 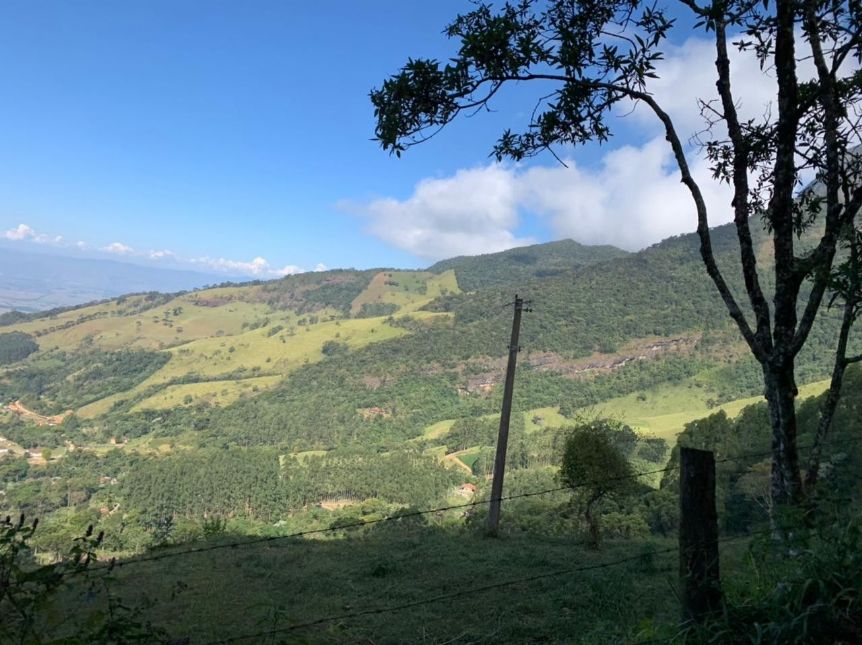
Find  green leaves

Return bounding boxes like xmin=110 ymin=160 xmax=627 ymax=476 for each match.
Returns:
xmin=372 ymin=0 xmax=672 ymax=159
xmin=1 ymin=516 xmax=105 ymax=642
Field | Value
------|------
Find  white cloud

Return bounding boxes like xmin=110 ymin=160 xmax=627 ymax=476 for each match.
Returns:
xmin=148 ymin=249 xmax=175 ymax=260
xmin=3 ymin=222 xmax=311 ymax=279
xmin=189 ymin=256 xmax=330 ymax=278
xmin=628 ymin=32 xmax=827 ymax=147
xmin=313 ymin=263 xmax=328 ymax=272
xmin=347 ymin=165 xmax=534 ymax=260
xmin=3 ymin=223 xmax=60 ymax=244
xmin=3 ymin=224 xmax=35 ymax=241
xmin=101 ymin=242 xmax=134 ymax=255
xmin=191 ymin=255 xmax=308 ymax=278
xmin=275 ymin=264 xmax=302 ymax=276
xmin=520 ymin=139 xmax=733 ymax=250
xmin=192 ymin=256 xmax=270 ymax=276
xmin=352 ymin=141 xmax=735 ymax=257
xmin=352 ymin=35 xmax=820 ymax=258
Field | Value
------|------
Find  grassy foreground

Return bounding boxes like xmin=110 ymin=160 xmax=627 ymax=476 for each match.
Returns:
xmin=55 ymin=527 xmax=690 ymax=644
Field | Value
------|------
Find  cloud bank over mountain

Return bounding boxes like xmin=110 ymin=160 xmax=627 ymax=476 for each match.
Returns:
xmin=350 ymin=32 xmax=825 ymax=261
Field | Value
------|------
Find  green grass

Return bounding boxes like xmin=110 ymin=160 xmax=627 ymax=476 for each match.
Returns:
xmin=524 ymin=406 xmax=569 ymax=433
xmin=454 ymin=446 xmax=483 ymax=470
xmin=578 ymin=377 xmax=831 ymax=442
xmin=417 ymin=419 xmax=456 ymax=441
xmin=10 ymin=275 xmax=461 ymax=418
xmin=5 ymin=293 xmax=276 ymax=352
xmin=77 ymin=315 xmax=411 ymax=416
xmin=350 ymin=269 xmax=460 ymax=315
xmin=151 ymin=315 xmax=406 ymax=381
xmin=417 ymin=379 xmax=832 ymax=450
xmin=291 ymin=450 xmax=330 ymax=461
xmin=131 ymin=375 xmax=283 ymax=411
xmin=56 ymin=529 xmax=681 ymax=644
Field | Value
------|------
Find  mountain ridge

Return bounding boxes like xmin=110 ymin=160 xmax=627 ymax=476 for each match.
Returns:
xmin=0 ymin=246 xmax=225 ymax=313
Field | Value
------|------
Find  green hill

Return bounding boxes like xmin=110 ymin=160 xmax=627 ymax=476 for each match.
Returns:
xmin=2 ymin=223 xmax=861 ymax=643
xmin=0 ymin=222 xmax=858 ymax=577
xmin=428 ymin=238 xmax=630 ymax=291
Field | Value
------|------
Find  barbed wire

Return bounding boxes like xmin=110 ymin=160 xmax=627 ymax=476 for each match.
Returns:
xmin=65 ymin=434 xmax=862 ymax=579
xmin=203 ymin=524 xmax=809 ymax=645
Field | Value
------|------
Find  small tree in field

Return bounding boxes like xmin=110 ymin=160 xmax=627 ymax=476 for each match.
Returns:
xmin=559 ymin=421 xmax=634 ymax=548
xmin=371 ymin=0 xmax=862 ymax=512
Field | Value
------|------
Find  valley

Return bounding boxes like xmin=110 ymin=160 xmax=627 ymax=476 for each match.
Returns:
xmin=4 ymin=3 xmax=862 ymax=641
xmin=1 ymin=229 xmax=859 ymax=642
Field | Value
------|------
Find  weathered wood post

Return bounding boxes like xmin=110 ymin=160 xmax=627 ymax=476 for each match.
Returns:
xmin=486 ymin=295 xmax=529 ymax=536
xmin=679 ymin=446 xmax=722 ymax=621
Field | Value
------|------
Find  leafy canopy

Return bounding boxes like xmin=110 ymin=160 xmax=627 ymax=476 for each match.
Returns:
xmin=372 ymin=0 xmax=674 ymax=160
xmin=559 ymin=419 xmax=635 ymax=498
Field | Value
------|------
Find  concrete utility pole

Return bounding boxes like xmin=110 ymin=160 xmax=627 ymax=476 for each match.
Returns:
xmin=487 ymin=294 xmax=530 ymax=536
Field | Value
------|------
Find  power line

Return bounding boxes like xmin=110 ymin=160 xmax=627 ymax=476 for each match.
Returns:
xmin=206 ymin=544 xmax=684 ymax=644
xmin=203 ymin=526 xmax=801 ymax=645
xmin=77 ymin=464 xmax=668 ymax=576
xmin=70 ymin=434 xmax=862 ymax=578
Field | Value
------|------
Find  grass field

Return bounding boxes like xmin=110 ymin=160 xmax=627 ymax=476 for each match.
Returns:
xmin=76 ymin=315 xmax=415 ymax=417
xmin=131 ymin=375 xmax=283 ymax=411
xmin=11 ymin=272 xmax=460 ymax=417
xmin=582 ymin=377 xmax=831 ymax=441
xmin=7 ymin=293 xmax=278 ymax=352
xmin=50 ymin=525 xmax=767 ymax=644
xmin=417 ymin=377 xmax=832 ymax=456
xmin=454 ymin=446 xmax=483 ymax=470
xmin=417 ymin=419 xmax=456 ymax=441
xmin=524 ymin=406 xmax=570 ymax=433
xmin=349 ymin=269 xmax=459 ymax=316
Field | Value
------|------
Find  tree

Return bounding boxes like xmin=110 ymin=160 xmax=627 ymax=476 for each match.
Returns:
xmin=1 ymin=517 xmax=171 ymax=643
xmin=559 ymin=420 xmax=634 ymax=548
xmin=371 ymin=0 xmax=862 ymax=510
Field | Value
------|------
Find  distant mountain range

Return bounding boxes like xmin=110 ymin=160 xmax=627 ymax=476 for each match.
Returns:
xmin=0 ymin=238 xmax=632 ymax=314
xmin=0 ymin=247 xmax=224 ymax=312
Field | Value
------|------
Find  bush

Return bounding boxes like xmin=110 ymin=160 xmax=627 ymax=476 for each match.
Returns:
xmin=675 ymin=516 xmax=862 ymax=643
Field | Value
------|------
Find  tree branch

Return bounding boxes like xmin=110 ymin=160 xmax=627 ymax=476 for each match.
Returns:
xmin=804 ymin=277 xmax=859 ymax=489
xmin=487 ymin=72 xmax=765 ymax=358
xmin=714 ymin=19 xmax=773 ymax=352
xmin=791 ymin=183 xmax=862 ymax=356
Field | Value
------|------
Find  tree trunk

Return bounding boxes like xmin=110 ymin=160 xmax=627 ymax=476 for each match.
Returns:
xmin=763 ymin=363 xmax=805 ymax=507
xmin=584 ymin=494 xmax=601 ymax=549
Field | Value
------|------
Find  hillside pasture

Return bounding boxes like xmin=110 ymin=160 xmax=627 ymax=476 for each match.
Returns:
xmin=350 ymin=269 xmax=459 ymax=316
xmin=582 ymin=377 xmax=831 ymax=441
xmin=77 ymin=314 xmax=413 ymax=416
xmin=2 ymin=294 xmax=277 ymax=352
xmin=153 ymin=315 xmax=408 ymax=381
xmin=131 ymin=375 xmax=283 ymax=411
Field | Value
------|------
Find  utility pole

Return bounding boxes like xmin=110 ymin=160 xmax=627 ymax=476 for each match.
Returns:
xmin=487 ymin=294 xmax=530 ymax=536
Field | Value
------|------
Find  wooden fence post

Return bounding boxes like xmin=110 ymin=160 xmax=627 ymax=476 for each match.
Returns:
xmin=679 ymin=446 xmax=722 ymax=621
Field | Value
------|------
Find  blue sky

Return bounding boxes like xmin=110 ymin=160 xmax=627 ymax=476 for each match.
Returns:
xmin=0 ymin=1 xmax=780 ymax=277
